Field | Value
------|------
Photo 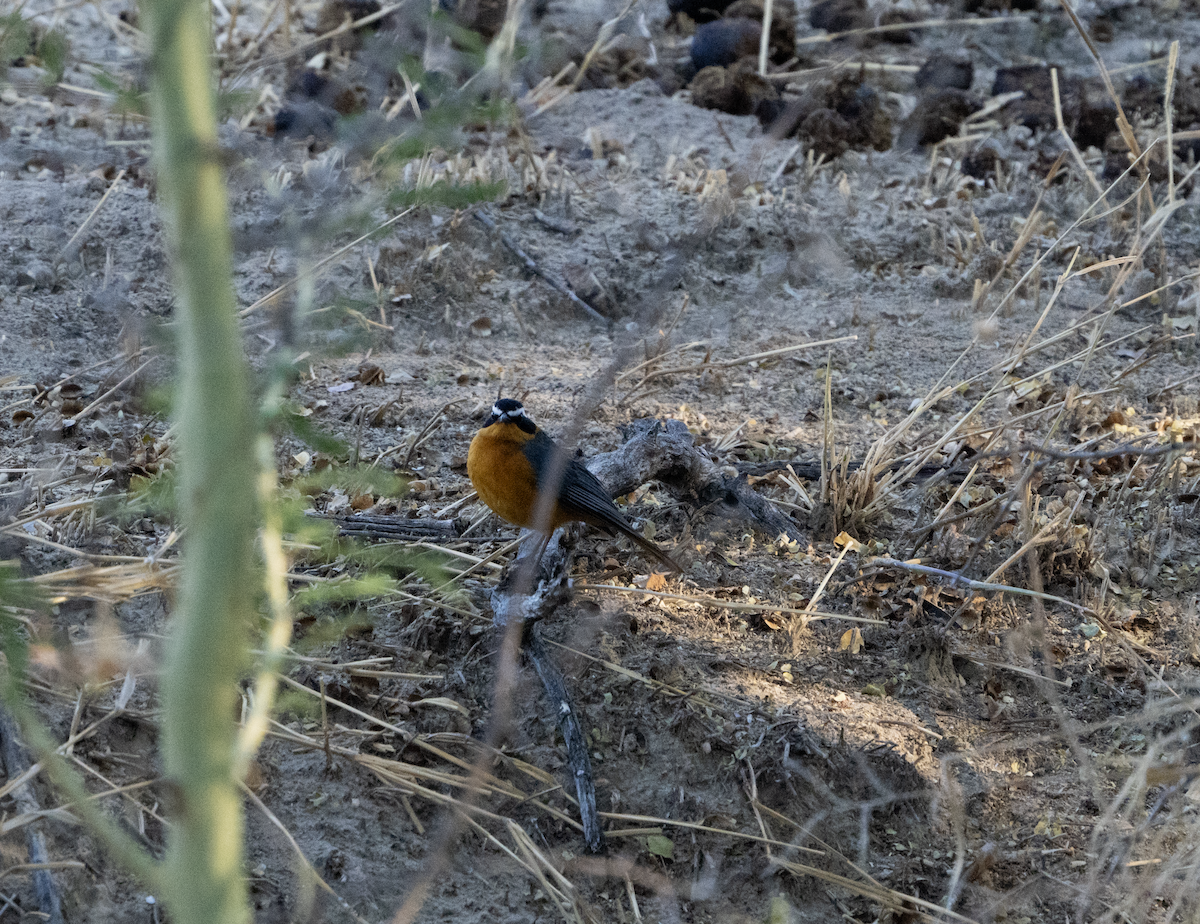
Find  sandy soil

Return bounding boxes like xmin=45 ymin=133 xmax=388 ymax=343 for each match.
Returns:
xmin=3 ymin=0 xmax=1200 ymax=922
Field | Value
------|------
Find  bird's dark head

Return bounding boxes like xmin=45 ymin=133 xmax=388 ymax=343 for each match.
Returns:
xmin=485 ymin=398 xmax=536 ymax=434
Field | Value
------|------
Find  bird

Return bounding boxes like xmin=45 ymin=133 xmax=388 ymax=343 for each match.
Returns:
xmin=467 ymin=398 xmax=681 ymax=573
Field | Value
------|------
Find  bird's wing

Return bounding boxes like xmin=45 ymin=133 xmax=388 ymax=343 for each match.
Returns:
xmin=523 ymin=430 xmax=681 ymax=572
xmin=560 ymin=460 xmax=631 ymax=530
xmin=522 ymin=430 xmax=628 ymax=529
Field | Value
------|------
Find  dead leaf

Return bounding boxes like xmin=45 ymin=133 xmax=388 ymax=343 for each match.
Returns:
xmin=355 ymin=362 xmax=385 ymax=385
xmin=834 ymin=531 xmax=863 ymax=553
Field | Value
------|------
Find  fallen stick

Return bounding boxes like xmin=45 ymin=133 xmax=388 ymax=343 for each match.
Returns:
xmin=526 ymin=625 xmax=605 ymax=853
xmin=588 ymin=417 xmax=800 ymax=541
xmin=0 ymin=709 xmax=66 ymax=924
xmin=472 ymin=209 xmax=611 ymax=329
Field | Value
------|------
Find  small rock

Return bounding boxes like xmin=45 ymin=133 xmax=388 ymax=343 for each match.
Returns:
xmin=563 ymin=263 xmax=613 ymax=316
xmin=962 ymin=141 xmax=1002 ymax=180
xmin=315 ymin=0 xmax=383 ymax=50
xmin=899 ymin=89 xmax=980 ymax=148
xmin=287 ymin=69 xmax=368 ymax=116
xmin=808 ymin=0 xmax=867 ymax=32
xmin=451 ymin=0 xmax=508 ymax=40
xmin=993 ymin=65 xmax=1057 ymax=131
xmin=915 ymin=54 xmax=974 ymax=92
xmin=1090 ymin=15 xmax=1113 ymax=43
xmin=272 ymin=102 xmax=338 ymax=141
xmin=690 ymin=62 xmax=779 ymax=120
xmin=668 ymin=0 xmax=737 ymax=24
xmin=1120 ymin=73 xmax=1161 ymax=121
xmin=799 ymin=108 xmax=854 ymax=159
xmin=691 ymin=17 xmax=760 ymax=70
xmin=962 ymin=0 xmax=1036 ymax=10
xmin=14 ymin=261 xmax=55 ymax=290
xmin=723 ymin=0 xmax=798 ymax=63
xmin=774 ymin=75 xmax=892 ymax=152
xmin=877 ymin=8 xmax=918 ymax=44
xmin=995 ymin=66 xmax=1115 ymax=151
xmin=834 ymin=82 xmax=892 ymax=151
xmin=1072 ymin=84 xmax=1116 ymax=151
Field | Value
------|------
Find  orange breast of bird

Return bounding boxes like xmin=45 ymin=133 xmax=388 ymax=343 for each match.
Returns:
xmin=468 ymin=420 xmax=557 ymax=530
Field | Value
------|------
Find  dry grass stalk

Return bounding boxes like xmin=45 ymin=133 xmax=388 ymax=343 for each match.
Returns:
xmin=1165 ymin=40 xmax=1180 ymax=202
xmin=430 ymin=536 xmax=521 ymax=589
xmin=241 ymin=782 xmax=373 ymax=924
xmin=757 ymin=0 xmax=773 ymax=76
xmin=858 ymin=171 xmax=1169 ymax=522
xmin=568 ymin=0 xmax=636 ymax=94
xmin=869 ymin=556 xmax=1092 ymax=614
xmin=576 ymin=582 xmax=885 ymax=625
xmin=68 ymin=751 xmax=166 ymax=825
xmin=6 ymin=498 xmax=106 ymax=534
xmin=768 ymin=61 xmax=919 ymax=83
xmin=239 ymin=207 xmax=416 ymax=319
xmin=31 ymin=561 xmax=178 ymax=605
xmin=771 ymin=856 xmax=981 ymax=924
xmin=542 ymin=638 xmax=735 ymax=718
xmin=1056 ymin=0 xmax=1147 ymax=195
xmin=274 ymin=674 xmax=582 ymax=806
xmin=501 ymin=819 xmax=589 ymax=922
xmin=59 ymin=168 xmax=127 ymax=261
xmin=599 ymin=811 xmax=823 ymax=856
xmin=1 ymin=779 xmax=160 ymax=837
xmin=62 ymin=357 xmax=157 ymax=427
xmin=240 ymin=0 xmax=407 ymax=71
xmin=795 ymin=14 xmax=1031 ymax=47
xmin=807 ymin=125 xmax=1194 ymax=633
xmin=0 ymin=860 xmax=85 ymax=882
xmin=619 ymin=335 xmax=855 ymax=404
xmin=616 ymin=340 xmax=708 ymax=386
xmin=1051 ymin=69 xmax=1106 ymax=202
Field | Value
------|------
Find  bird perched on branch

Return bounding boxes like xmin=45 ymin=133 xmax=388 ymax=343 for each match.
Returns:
xmin=467 ymin=398 xmax=681 ymax=573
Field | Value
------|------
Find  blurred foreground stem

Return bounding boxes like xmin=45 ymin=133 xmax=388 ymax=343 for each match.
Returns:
xmin=138 ymin=0 xmax=256 ymax=920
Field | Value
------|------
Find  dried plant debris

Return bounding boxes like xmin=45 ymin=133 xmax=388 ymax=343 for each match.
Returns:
xmin=723 ymin=0 xmax=798 ymax=64
xmin=899 ymin=88 xmax=981 ymax=149
xmin=690 ymin=61 xmax=782 ymax=120
xmin=774 ymin=74 xmax=894 ymax=154
xmin=9 ymin=0 xmax=1200 ymax=921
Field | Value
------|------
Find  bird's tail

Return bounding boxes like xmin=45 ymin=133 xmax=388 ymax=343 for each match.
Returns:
xmin=619 ymin=525 xmax=682 ymax=574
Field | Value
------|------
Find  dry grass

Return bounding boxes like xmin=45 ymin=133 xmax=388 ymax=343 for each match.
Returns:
xmin=5 ymin=0 xmax=1200 ymax=922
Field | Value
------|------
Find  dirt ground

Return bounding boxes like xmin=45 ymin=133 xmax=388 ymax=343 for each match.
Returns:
xmin=4 ymin=0 xmax=1200 ymax=921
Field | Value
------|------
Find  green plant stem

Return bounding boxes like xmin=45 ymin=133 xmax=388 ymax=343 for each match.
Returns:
xmin=232 ymin=434 xmax=293 ymax=779
xmin=139 ymin=0 xmax=257 ymax=920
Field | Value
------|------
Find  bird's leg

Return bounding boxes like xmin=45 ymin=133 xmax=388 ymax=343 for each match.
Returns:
xmin=528 ymin=530 xmax=552 ymax=579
